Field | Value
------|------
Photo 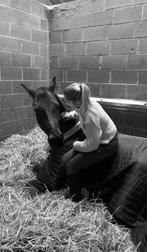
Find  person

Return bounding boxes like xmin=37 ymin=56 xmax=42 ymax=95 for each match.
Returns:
xmin=62 ymin=82 xmax=118 ymax=202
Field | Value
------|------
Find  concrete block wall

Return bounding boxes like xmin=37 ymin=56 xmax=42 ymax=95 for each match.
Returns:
xmin=0 ymin=0 xmax=52 ymax=141
xmin=49 ymin=0 xmax=147 ymax=100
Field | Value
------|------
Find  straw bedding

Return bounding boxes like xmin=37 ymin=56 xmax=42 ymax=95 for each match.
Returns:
xmin=0 ymin=126 xmax=136 ymax=251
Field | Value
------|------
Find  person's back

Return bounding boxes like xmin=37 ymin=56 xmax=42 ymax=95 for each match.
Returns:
xmin=88 ymin=100 xmax=117 ymax=144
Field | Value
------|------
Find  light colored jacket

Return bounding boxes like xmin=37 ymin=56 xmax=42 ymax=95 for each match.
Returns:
xmin=69 ymin=100 xmax=117 ymax=152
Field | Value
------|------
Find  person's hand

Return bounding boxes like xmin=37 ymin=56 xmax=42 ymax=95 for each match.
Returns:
xmin=61 ymin=111 xmax=79 ymax=119
xmin=61 ymin=112 xmax=72 ymax=118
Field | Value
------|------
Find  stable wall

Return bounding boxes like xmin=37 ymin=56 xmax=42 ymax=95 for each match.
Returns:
xmin=49 ymin=0 xmax=147 ymax=99
xmin=0 ymin=0 xmax=51 ymax=141
xmin=49 ymin=0 xmax=147 ymax=137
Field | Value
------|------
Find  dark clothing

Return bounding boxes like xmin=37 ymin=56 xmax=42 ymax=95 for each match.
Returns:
xmin=131 ymin=222 xmax=147 ymax=252
xmin=62 ymin=132 xmax=118 ymax=202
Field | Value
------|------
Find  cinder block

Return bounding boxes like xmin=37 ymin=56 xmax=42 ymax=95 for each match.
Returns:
xmin=126 ymin=84 xmax=147 ymax=100
xmin=111 ymin=70 xmax=137 ymax=83
xmin=111 ymin=40 xmax=137 ymax=54
xmin=135 ymin=21 xmax=147 ymax=38
xmin=0 ymin=21 xmax=9 ymax=36
xmin=79 ymin=56 xmax=101 ymax=69
xmin=40 ymin=69 xmax=49 ymax=80
xmin=35 ymin=0 xmax=52 ymax=4
xmin=0 ymin=52 xmax=11 ymax=66
xmin=139 ymin=71 xmax=147 ymax=84
xmin=114 ymin=6 xmax=142 ymax=24
xmin=32 ymin=55 xmax=48 ymax=68
xmin=65 ymin=43 xmax=85 ymax=56
xmin=49 ymin=44 xmax=64 ymax=57
xmin=70 ymin=10 xmax=113 ymax=29
xmin=58 ymin=56 xmax=78 ymax=69
xmin=127 ymin=55 xmax=147 ymax=69
xmin=40 ymin=44 xmax=48 ymax=56
xmin=102 ymin=55 xmax=127 ymax=69
xmin=88 ymin=69 xmax=110 ymax=83
xmin=22 ymin=106 xmax=34 ymax=119
xmin=67 ymin=70 xmax=86 ymax=82
xmin=0 ymin=81 xmax=11 ymax=94
xmin=81 ymin=0 xmax=105 ymax=13
xmin=84 ymin=26 xmax=107 ymax=41
xmin=87 ymin=83 xmax=101 ymax=97
xmin=0 ymin=5 xmax=12 ymax=23
xmin=11 ymin=24 xmax=31 ymax=40
xmin=87 ymin=41 xmax=109 ymax=55
xmin=12 ymin=107 xmax=23 ymax=121
xmin=107 ymin=23 xmax=133 ymax=40
xmin=12 ymin=80 xmax=32 ymax=94
xmin=143 ymin=5 xmax=147 ymax=21
xmin=1 ymin=94 xmax=22 ymax=108
xmin=23 ymin=94 xmax=32 ymax=106
xmin=50 ymin=69 xmax=64 ymax=81
xmin=50 ymin=31 xmax=62 ymax=44
xmin=50 ymin=57 xmax=58 ymax=69
xmin=32 ymin=29 xmax=48 ymax=43
xmin=2 ymin=120 xmax=22 ymax=135
xmin=10 ymin=0 xmax=31 ymax=12
xmin=11 ymin=53 xmax=31 ymax=67
xmin=135 ymin=0 xmax=147 ymax=3
xmin=22 ymin=117 xmax=36 ymax=130
xmin=40 ymin=18 xmax=48 ymax=31
xmin=31 ymin=1 xmax=46 ymax=18
xmin=23 ymin=68 xmax=40 ymax=80
xmin=1 ymin=66 xmax=22 ymax=80
xmin=62 ymin=29 xmax=83 ymax=43
xmin=0 ymin=108 xmax=12 ymax=123
xmin=0 ymin=5 xmax=40 ymax=28
xmin=0 ymin=0 xmax=10 ymax=5
xmin=101 ymin=84 xmax=126 ymax=98
xmin=106 ymin=0 xmax=134 ymax=9
xmin=32 ymin=80 xmax=49 ymax=89
xmin=0 ymin=36 xmax=21 ymax=53
xmin=138 ymin=38 xmax=147 ymax=54
xmin=50 ymin=17 xmax=70 ymax=31
xmin=22 ymin=41 xmax=39 ymax=55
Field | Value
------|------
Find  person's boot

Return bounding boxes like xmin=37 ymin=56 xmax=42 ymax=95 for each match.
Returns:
xmin=66 ymin=174 xmax=82 ymax=202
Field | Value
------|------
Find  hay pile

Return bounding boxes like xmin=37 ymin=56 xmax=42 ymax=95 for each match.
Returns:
xmin=0 ymin=126 xmax=136 ymax=252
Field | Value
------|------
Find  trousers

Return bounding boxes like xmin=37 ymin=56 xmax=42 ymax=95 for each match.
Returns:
xmin=62 ymin=132 xmax=118 ymax=202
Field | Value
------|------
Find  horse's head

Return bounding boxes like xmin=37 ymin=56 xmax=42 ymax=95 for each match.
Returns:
xmin=21 ymin=77 xmax=65 ymax=147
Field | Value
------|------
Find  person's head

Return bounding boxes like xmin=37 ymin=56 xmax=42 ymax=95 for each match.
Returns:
xmin=63 ymin=83 xmax=91 ymax=111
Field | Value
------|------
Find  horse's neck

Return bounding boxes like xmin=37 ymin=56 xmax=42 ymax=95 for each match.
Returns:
xmin=59 ymin=117 xmax=79 ymax=134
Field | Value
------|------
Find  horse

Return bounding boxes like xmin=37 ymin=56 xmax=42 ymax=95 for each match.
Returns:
xmin=21 ymin=77 xmax=86 ymax=194
xmin=21 ymin=77 xmax=147 ymax=239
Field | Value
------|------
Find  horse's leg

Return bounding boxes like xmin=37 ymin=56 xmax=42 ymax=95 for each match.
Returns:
xmin=25 ymin=179 xmax=46 ymax=198
xmin=109 ymin=156 xmax=147 ymax=228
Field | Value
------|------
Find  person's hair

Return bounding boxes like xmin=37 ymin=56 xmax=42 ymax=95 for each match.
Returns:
xmin=64 ymin=83 xmax=91 ymax=110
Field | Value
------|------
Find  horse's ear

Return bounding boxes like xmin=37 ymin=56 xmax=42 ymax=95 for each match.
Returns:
xmin=49 ymin=76 xmax=56 ymax=93
xmin=21 ymin=83 xmax=35 ymax=99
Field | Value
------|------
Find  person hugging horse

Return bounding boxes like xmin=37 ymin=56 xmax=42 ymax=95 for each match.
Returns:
xmin=62 ymin=82 xmax=118 ymax=202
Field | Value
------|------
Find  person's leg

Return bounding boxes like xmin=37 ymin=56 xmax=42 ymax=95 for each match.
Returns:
xmin=66 ymin=133 xmax=118 ymax=176
xmin=64 ymin=133 xmax=118 ymax=202
xmin=56 ymin=148 xmax=79 ymax=189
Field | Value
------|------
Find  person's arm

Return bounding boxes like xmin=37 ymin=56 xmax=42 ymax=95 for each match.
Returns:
xmin=73 ymin=118 xmax=102 ymax=152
